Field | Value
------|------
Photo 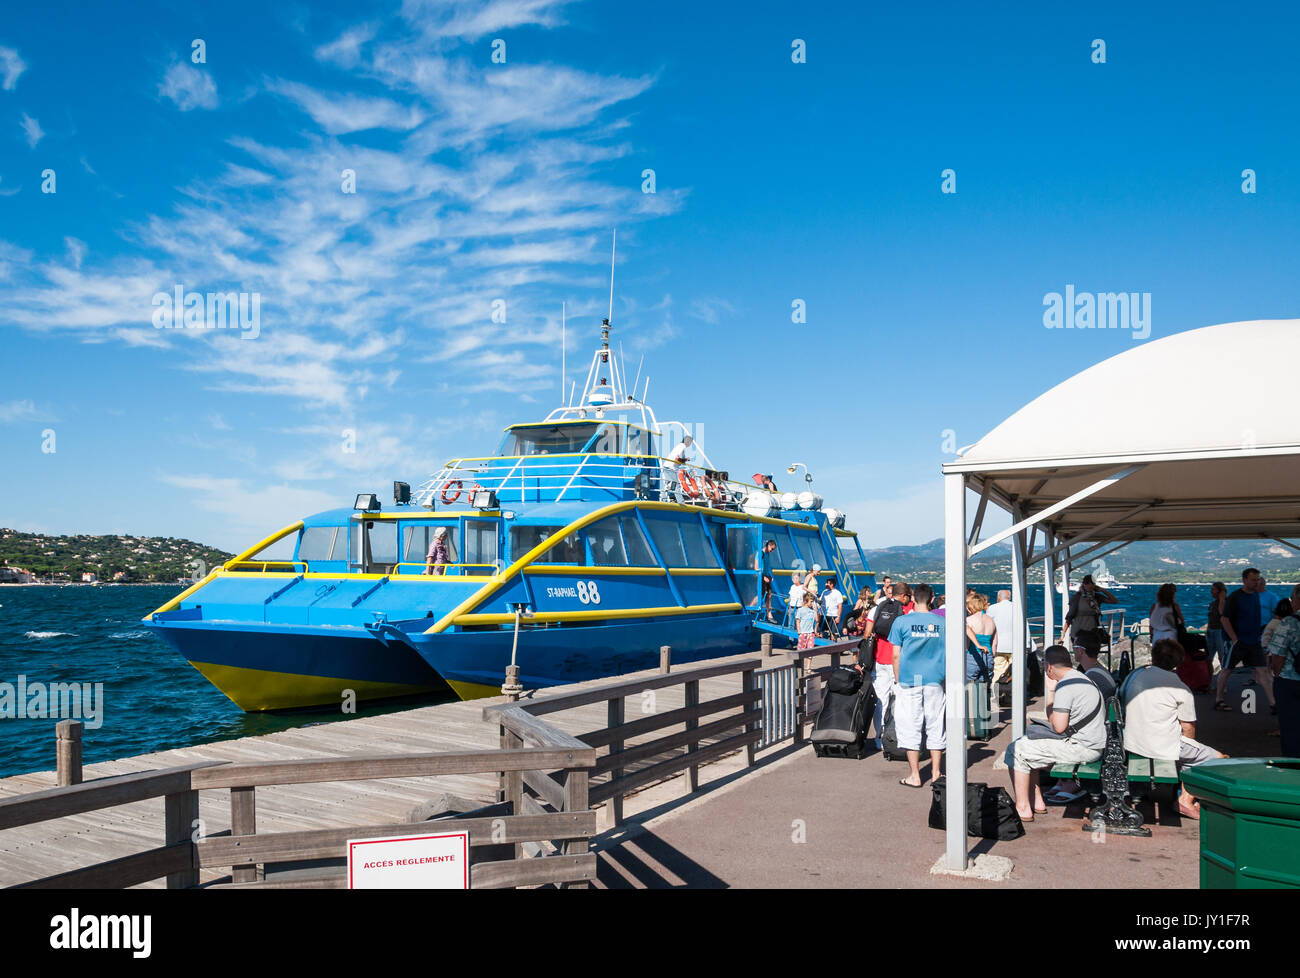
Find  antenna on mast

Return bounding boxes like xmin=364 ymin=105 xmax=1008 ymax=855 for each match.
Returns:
xmin=631 ymin=352 xmax=644 ymax=403
xmin=607 ymin=229 xmax=616 ymax=328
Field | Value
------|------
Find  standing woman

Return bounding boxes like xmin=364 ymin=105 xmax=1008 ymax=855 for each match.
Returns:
xmin=965 ymin=591 xmax=997 ymax=683
xmin=845 ymin=586 xmax=875 ymax=637
xmin=424 ymin=526 xmax=452 ymax=575
xmin=786 ymin=570 xmax=807 ymax=627
xmin=1206 ymin=582 xmax=1228 ymax=677
xmin=1149 ymin=583 xmax=1184 ymax=645
xmin=1267 ymin=585 xmax=1300 ymax=757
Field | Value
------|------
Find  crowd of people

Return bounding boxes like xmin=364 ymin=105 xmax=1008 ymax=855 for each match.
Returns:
xmin=799 ymin=566 xmax=1300 ymax=825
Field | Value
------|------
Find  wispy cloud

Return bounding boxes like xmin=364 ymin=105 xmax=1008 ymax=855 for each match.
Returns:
xmin=268 ymin=79 xmax=425 ymax=134
xmin=159 ymin=62 xmax=218 ymax=111
xmin=0 ymin=398 xmax=37 ymax=423
xmin=0 ymin=45 xmax=25 ymax=90
xmin=688 ymin=297 xmax=735 ymax=325
xmin=19 ymin=112 xmax=42 ymax=148
xmin=399 ymin=0 xmax=574 ymax=41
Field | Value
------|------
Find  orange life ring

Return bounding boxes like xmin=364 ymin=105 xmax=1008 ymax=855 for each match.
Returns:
xmin=702 ymin=478 xmax=724 ymax=504
xmin=440 ymin=480 xmax=463 ymax=504
xmin=677 ymin=469 xmax=701 ymax=498
xmin=467 ymin=482 xmax=485 ymax=502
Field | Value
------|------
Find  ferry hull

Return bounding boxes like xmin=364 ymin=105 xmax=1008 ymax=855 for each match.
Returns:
xmin=146 ymin=620 xmax=448 ymax=711
xmin=406 ymin=612 xmax=756 ymax=700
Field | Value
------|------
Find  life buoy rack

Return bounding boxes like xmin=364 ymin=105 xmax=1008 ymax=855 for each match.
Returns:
xmin=440 ymin=480 xmax=463 ymax=504
xmin=677 ymin=469 xmax=702 ymax=499
xmin=701 ymin=478 xmax=725 ymax=504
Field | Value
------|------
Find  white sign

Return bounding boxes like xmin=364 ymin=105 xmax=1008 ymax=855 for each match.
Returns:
xmin=346 ymin=831 xmax=469 ymax=889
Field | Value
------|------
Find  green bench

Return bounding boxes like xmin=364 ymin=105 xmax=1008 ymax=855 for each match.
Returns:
xmin=1045 ymin=691 xmax=1183 ymax=836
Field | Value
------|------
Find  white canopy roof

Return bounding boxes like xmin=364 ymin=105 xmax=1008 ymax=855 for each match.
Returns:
xmin=943 ymin=320 xmax=1300 ymax=544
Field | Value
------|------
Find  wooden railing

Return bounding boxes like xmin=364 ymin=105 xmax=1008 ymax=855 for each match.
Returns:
xmin=486 ymin=658 xmax=764 ymax=828
xmin=1 ymin=738 xmax=596 ymax=890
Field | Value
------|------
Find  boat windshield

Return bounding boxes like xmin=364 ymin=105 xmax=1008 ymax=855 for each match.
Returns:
xmin=499 ymin=423 xmax=615 ymax=456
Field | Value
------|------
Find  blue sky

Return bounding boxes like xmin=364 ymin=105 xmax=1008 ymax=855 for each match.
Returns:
xmin=1 ymin=1 xmax=1298 ymax=552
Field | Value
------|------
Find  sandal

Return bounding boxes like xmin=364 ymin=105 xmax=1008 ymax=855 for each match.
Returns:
xmin=1214 ymin=701 xmax=1232 ymax=711
xmin=1033 ymin=807 xmax=1048 ymax=815
xmin=898 ymin=778 xmax=922 ymax=789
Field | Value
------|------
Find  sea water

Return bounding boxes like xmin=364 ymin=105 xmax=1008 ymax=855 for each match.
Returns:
xmin=0 ymin=584 xmax=456 ymax=779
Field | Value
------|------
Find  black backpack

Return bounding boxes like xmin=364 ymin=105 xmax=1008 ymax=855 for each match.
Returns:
xmin=928 ymin=777 xmax=1025 ymax=840
xmin=872 ymin=599 xmax=903 ymax=639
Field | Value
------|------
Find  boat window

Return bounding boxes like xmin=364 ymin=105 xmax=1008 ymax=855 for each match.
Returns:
xmin=329 ymin=526 xmax=350 ymax=561
xmin=499 ymin=423 xmax=601 ymax=456
xmin=762 ymin=527 xmax=796 ymax=569
xmin=297 ymin=526 xmax=338 ymax=562
xmin=510 ymin=524 xmax=563 ymax=559
xmin=529 ymin=527 xmax=584 ymax=564
xmin=463 ymin=520 xmax=499 ymax=571
xmin=839 ymin=539 xmax=865 ymax=571
xmin=625 ymin=427 xmax=643 ymax=456
xmin=620 ymin=515 xmax=656 ymax=565
xmin=402 ymin=524 xmax=459 ymax=565
xmin=587 ymin=516 xmax=628 ymax=566
xmin=794 ymin=530 xmax=830 ymax=570
xmin=246 ymin=532 xmax=297 ymax=562
xmin=680 ymin=518 xmax=719 ymax=567
xmin=645 ymin=516 xmax=686 ymax=566
xmin=366 ymin=521 xmax=399 ymax=567
xmin=585 ymin=424 xmax=622 ymax=454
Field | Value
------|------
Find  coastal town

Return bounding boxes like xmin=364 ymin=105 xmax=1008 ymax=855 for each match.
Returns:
xmin=0 ymin=529 xmax=229 ymax=585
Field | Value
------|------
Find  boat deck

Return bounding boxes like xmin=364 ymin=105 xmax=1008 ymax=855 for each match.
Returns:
xmin=0 ymin=650 xmax=764 ymax=888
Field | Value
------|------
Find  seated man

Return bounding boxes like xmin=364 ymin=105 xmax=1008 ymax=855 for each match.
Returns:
xmin=1077 ymin=645 xmax=1118 ymax=699
xmin=1121 ymin=638 xmax=1225 ymax=819
xmin=1004 ymin=645 xmax=1107 ymax=821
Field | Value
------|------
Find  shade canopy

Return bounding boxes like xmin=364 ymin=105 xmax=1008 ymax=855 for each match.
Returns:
xmin=943 ymin=320 xmax=1300 ymax=544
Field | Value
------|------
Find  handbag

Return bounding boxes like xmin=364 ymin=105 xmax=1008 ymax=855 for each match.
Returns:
xmin=927 ymin=777 xmax=1025 ymax=840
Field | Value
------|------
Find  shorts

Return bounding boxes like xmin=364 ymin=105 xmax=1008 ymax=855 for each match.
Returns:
xmin=761 ymin=576 xmax=773 ymax=602
xmin=1226 ymin=641 xmax=1265 ymax=669
xmin=797 ymin=632 xmax=815 ymax=651
xmin=1178 ymin=737 xmax=1220 ymax=767
xmin=894 ymin=683 xmax=946 ymax=752
xmin=1004 ymin=736 xmax=1101 ymax=774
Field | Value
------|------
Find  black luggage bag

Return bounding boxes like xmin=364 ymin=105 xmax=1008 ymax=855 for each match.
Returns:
xmin=927 ymin=777 xmax=1025 ymax=840
xmin=880 ymin=690 xmax=925 ymax=761
xmin=812 ymin=666 xmax=877 ymax=760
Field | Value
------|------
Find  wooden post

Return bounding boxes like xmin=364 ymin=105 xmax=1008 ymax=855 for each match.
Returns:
xmin=684 ymin=679 xmax=700 ymax=792
xmin=607 ymin=697 xmax=624 ymax=827
xmin=659 ymin=645 xmax=671 ymax=674
xmin=761 ymin=632 xmax=773 ymax=657
xmin=503 ymin=730 xmax=524 ymax=859
xmin=742 ymin=667 xmax=757 ymax=767
xmin=165 ymin=789 xmax=199 ymax=889
xmin=230 ymin=786 xmax=258 ymax=883
xmin=56 ymin=720 xmax=82 ymax=787
xmin=562 ymin=768 xmax=590 ymax=889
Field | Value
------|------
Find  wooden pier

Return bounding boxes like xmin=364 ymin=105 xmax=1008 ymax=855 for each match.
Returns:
xmin=0 ymin=641 xmax=850 ymax=889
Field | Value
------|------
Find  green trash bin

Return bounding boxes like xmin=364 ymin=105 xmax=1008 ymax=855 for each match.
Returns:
xmin=1182 ymin=757 xmax=1300 ymax=889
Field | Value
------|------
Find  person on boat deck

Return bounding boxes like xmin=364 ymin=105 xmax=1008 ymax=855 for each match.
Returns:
xmin=424 ymin=526 xmax=452 ymax=575
xmin=802 ymin=563 xmax=821 ymax=601
xmin=757 ymin=539 xmax=777 ymax=623
xmin=786 ymin=571 xmax=807 ymax=627
xmin=796 ymin=592 xmax=818 ymax=651
xmin=662 ymin=435 xmax=694 ymax=500
xmin=821 ymin=577 xmax=844 ymax=634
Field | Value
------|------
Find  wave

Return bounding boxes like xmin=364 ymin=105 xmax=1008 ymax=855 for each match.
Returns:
xmin=110 ymin=630 xmax=148 ymax=640
xmin=24 ymin=631 xmax=74 ymax=639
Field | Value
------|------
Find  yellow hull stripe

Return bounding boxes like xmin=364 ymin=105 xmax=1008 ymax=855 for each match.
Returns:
xmin=188 ymin=660 xmax=443 ymax=713
xmin=453 ymin=602 xmax=742 ymax=627
xmin=446 ymin=679 xmax=503 ymax=701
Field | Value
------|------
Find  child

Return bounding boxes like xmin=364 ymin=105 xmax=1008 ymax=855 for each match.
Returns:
xmin=796 ymin=591 xmax=818 ymax=651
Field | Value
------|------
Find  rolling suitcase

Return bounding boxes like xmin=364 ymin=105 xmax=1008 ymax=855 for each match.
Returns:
xmin=965 ymin=681 xmax=992 ymax=740
xmin=812 ymin=666 xmax=877 ymax=759
xmin=881 ymin=690 xmax=925 ymax=761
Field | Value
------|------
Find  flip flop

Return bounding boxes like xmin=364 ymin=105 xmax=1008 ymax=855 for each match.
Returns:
xmin=1017 ymin=812 xmax=1035 ymax=823
xmin=1033 ymin=807 xmax=1048 ymax=815
xmin=1214 ymin=701 xmax=1232 ymax=711
xmin=898 ymin=779 xmax=922 ymax=789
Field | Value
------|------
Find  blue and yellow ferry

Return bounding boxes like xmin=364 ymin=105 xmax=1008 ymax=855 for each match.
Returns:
xmin=143 ymin=323 xmax=876 ymax=710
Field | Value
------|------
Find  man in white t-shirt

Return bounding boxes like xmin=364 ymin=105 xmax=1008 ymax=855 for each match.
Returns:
xmin=821 ymin=578 xmax=844 ymax=633
xmin=1122 ymin=639 xmax=1225 ymax=818
xmin=986 ymin=590 xmax=1016 ymax=687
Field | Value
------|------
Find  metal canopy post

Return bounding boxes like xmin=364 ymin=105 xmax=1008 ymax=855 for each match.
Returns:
xmin=944 ymin=472 xmax=969 ymax=872
xmin=1042 ymin=529 xmax=1056 ymax=659
xmin=1010 ymin=509 xmax=1028 ymax=740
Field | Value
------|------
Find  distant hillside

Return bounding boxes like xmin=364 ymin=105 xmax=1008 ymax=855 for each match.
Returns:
xmin=0 ymin=528 xmax=231 ymax=582
xmin=864 ymin=539 xmax=1300 ymax=584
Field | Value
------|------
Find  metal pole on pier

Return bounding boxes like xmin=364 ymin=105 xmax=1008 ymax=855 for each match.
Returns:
xmin=943 ymin=472 xmax=968 ymax=872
